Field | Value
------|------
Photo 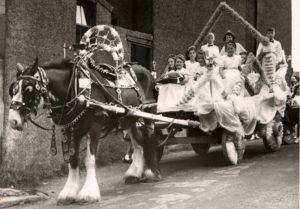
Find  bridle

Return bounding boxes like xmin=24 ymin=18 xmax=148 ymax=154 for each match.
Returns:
xmin=9 ymin=66 xmax=51 ymax=128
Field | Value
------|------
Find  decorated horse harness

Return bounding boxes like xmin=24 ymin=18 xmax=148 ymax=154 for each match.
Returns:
xmin=9 ymin=25 xmax=144 ymax=161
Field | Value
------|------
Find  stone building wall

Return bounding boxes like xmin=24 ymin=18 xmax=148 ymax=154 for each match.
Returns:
xmin=1 ymin=0 xmax=76 ymax=186
xmin=0 ymin=0 xmax=6 ymax=165
xmin=256 ymin=0 xmax=291 ymax=56
xmin=153 ymin=0 xmax=291 ymax=75
xmin=153 ymin=0 xmax=248 ymax=75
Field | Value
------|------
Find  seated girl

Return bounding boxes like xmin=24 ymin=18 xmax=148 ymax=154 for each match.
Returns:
xmin=157 ymin=54 xmax=193 ymax=113
xmin=185 ymin=45 xmax=203 ymax=82
xmin=161 ymin=54 xmax=176 ymax=75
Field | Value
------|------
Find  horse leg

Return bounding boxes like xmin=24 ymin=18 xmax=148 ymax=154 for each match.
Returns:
xmin=124 ymin=124 xmax=145 ymax=184
xmin=57 ymin=134 xmax=81 ymax=205
xmin=142 ymin=120 xmax=162 ymax=182
xmin=77 ymin=134 xmax=101 ymax=203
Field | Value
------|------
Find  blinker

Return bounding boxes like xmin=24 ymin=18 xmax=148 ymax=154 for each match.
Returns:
xmin=25 ymin=86 xmax=33 ymax=92
xmin=9 ymin=82 xmax=19 ymax=97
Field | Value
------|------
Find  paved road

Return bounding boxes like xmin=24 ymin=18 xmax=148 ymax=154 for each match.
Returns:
xmin=13 ymin=141 xmax=299 ymax=209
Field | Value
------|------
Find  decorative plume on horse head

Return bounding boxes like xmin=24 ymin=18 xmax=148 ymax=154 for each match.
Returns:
xmin=8 ymin=24 xmax=161 ymax=204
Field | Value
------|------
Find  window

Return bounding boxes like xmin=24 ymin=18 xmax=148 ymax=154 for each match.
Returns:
xmin=76 ymin=0 xmax=96 ymax=43
xmin=131 ymin=43 xmax=152 ymax=70
xmin=111 ymin=10 xmax=119 ymax=26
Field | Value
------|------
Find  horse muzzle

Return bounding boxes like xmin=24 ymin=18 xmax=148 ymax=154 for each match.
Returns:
xmin=8 ymin=109 xmax=25 ymax=131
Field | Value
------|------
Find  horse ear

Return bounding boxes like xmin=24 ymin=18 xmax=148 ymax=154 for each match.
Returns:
xmin=33 ymin=57 xmax=39 ymax=70
xmin=28 ymin=57 xmax=39 ymax=75
xmin=16 ymin=63 xmax=25 ymax=74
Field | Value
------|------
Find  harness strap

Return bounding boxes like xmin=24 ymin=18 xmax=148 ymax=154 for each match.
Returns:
xmin=10 ymin=101 xmax=26 ymax=110
xmin=84 ymin=63 xmax=131 ymax=111
xmin=28 ymin=116 xmax=53 ymax=130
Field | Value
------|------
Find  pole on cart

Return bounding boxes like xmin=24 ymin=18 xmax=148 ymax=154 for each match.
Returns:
xmin=88 ymin=101 xmax=201 ymax=128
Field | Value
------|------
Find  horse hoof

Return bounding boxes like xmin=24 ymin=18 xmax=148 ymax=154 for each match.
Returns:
xmin=140 ymin=176 xmax=161 ymax=183
xmin=76 ymin=198 xmax=99 ymax=205
xmin=141 ymin=169 xmax=162 ymax=183
xmin=124 ymin=176 xmax=140 ymax=184
xmin=57 ymin=197 xmax=76 ymax=205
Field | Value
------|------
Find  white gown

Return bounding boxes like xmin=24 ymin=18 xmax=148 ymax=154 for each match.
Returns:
xmin=157 ymin=68 xmax=194 ymax=113
xmin=219 ymin=54 xmax=243 ymax=96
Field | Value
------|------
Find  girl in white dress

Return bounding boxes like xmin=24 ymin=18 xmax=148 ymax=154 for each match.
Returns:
xmin=157 ymin=54 xmax=192 ymax=112
xmin=185 ymin=46 xmax=202 ymax=81
xmin=220 ymin=30 xmax=246 ymax=56
xmin=219 ymin=41 xmax=244 ymax=98
xmin=161 ymin=54 xmax=176 ymax=75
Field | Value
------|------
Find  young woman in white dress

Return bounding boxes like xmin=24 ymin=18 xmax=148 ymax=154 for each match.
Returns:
xmin=185 ymin=46 xmax=202 ymax=81
xmin=219 ymin=41 xmax=244 ymax=98
xmin=157 ymin=54 xmax=192 ymax=112
xmin=220 ymin=30 xmax=246 ymax=56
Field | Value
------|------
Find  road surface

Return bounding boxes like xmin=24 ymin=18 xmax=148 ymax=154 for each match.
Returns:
xmin=12 ymin=141 xmax=299 ymax=209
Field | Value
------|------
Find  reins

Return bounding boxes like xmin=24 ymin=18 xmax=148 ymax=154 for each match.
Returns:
xmin=28 ymin=116 xmax=53 ymax=131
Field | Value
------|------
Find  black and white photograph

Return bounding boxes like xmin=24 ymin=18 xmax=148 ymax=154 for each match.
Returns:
xmin=0 ymin=0 xmax=299 ymax=208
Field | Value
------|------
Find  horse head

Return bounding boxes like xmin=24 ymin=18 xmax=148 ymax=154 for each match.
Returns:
xmin=8 ymin=58 xmax=49 ymax=130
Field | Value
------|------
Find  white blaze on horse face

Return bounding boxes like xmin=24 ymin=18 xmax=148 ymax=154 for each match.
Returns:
xmin=124 ymin=129 xmax=145 ymax=179
xmin=77 ymin=136 xmax=101 ymax=202
xmin=8 ymin=80 xmax=24 ymax=129
xmin=57 ymin=164 xmax=80 ymax=204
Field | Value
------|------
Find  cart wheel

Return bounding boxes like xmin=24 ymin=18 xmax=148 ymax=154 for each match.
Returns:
xmin=260 ymin=119 xmax=283 ymax=152
xmin=156 ymin=145 xmax=164 ymax=162
xmin=221 ymin=130 xmax=245 ymax=165
xmin=191 ymin=143 xmax=210 ymax=156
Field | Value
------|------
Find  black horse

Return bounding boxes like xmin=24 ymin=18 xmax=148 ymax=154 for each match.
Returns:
xmin=8 ymin=58 xmax=160 ymax=204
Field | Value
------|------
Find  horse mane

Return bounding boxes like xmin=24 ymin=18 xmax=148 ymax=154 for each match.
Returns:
xmin=42 ymin=58 xmax=74 ymax=70
xmin=130 ymin=64 xmax=157 ymax=101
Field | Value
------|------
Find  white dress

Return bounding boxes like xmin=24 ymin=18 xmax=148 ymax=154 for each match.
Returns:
xmin=157 ymin=68 xmax=194 ymax=113
xmin=192 ymin=56 xmax=246 ymax=134
xmin=219 ymin=54 xmax=243 ymax=96
xmin=185 ymin=61 xmax=202 ymax=77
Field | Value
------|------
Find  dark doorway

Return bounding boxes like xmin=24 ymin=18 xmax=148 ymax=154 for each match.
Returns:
xmin=131 ymin=43 xmax=152 ymax=70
